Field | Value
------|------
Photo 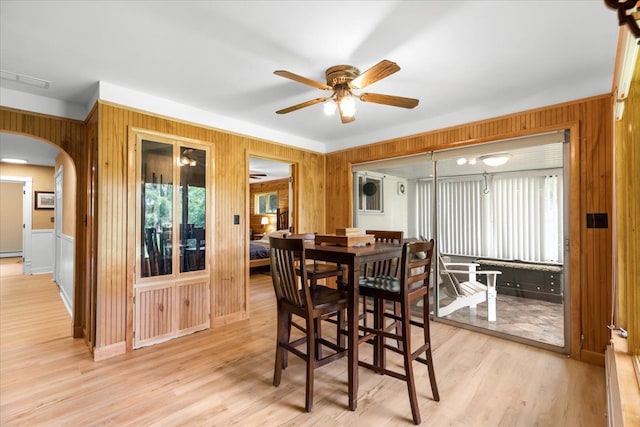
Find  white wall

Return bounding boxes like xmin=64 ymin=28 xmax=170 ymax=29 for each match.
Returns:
xmin=30 ymin=229 xmax=54 ymax=274
xmin=58 ymin=234 xmax=74 ymax=315
xmin=356 ymin=173 xmax=409 ymax=236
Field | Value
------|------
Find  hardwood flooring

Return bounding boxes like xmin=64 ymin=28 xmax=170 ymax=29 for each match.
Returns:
xmin=1 ymin=269 xmax=605 ymax=426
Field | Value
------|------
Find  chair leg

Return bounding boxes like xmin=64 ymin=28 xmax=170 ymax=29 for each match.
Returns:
xmin=337 ymin=308 xmax=345 ymax=349
xmin=373 ymin=296 xmax=386 ymax=372
xmin=305 ymin=318 xmax=316 ymax=412
xmin=273 ymin=307 xmax=288 ymax=387
xmin=423 ymin=295 xmax=440 ymax=401
xmin=401 ymin=302 xmax=421 ymax=425
xmin=314 ymin=318 xmax=322 ymax=360
xmin=393 ymin=301 xmax=404 ymax=351
xmin=283 ymin=312 xmax=291 ymax=369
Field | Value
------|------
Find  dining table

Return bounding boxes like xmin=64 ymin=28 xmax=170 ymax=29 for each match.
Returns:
xmin=304 ymin=241 xmax=404 ymax=411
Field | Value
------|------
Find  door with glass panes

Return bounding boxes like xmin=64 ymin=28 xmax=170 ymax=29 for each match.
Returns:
xmin=133 ymin=133 xmax=211 ymax=349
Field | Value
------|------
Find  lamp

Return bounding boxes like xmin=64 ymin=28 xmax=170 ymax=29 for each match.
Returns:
xmin=480 ymin=153 xmax=511 ymax=167
xmin=261 ymin=216 xmax=269 ymax=231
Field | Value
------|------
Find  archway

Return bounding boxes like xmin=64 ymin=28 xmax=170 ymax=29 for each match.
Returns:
xmin=0 ymin=131 xmax=77 ymax=316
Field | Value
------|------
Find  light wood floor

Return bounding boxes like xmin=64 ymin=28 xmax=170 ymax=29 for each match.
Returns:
xmin=1 ymin=270 xmax=605 ymax=426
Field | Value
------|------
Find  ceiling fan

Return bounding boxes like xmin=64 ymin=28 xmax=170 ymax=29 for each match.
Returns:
xmin=249 ymin=171 xmax=267 ymax=179
xmin=274 ymin=59 xmax=419 ymax=124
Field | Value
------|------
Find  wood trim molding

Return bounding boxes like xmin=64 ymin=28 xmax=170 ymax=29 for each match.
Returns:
xmin=93 ymin=341 xmax=126 ymax=362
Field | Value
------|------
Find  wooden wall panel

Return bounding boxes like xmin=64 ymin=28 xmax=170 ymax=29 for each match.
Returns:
xmin=0 ymin=107 xmax=88 ymax=341
xmin=324 ymin=95 xmax=613 ymax=362
xmin=615 ymin=60 xmax=639 ymax=356
xmin=94 ymin=102 xmax=325 ymax=355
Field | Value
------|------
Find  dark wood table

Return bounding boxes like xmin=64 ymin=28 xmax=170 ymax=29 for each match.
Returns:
xmin=305 ymin=241 xmax=403 ymax=411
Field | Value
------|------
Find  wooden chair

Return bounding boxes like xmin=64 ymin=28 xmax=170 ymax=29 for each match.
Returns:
xmin=286 ymin=233 xmax=345 ymax=287
xmin=358 ymin=239 xmax=439 ymax=425
xmin=286 ymin=232 xmax=347 ymax=352
xmin=361 ymin=230 xmax=404 ymax=329
xmin=269 ymin=236 xmax=348 ymax=412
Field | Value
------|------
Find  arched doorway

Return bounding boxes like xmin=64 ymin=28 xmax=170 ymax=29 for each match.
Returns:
xmin=0 ymin=131 xmax=77 ymax=315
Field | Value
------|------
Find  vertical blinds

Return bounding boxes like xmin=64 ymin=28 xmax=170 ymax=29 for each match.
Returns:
xmin=417 ymin=171 xmax=563 ymax=263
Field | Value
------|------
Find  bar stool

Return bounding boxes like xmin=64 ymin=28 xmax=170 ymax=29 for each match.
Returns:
xmin=358 ymin=239 xmax=439 ymax=425
xmin=269 ymin=236 xmax=348 ymax=412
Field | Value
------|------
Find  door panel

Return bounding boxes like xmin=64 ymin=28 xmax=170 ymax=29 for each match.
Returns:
xmin=133 ymin=132 xmax=211 ymax=349
xmin=135 ymin=284 xmax=174 ymax=346
xmin=177 ymin=279 xmax=210 ymax=332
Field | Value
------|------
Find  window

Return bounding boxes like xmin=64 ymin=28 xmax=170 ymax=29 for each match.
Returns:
xmin=255 ymin=192 xmax=277 ymax=214
xmin=357 ymin=174 xmax=383 ymax=213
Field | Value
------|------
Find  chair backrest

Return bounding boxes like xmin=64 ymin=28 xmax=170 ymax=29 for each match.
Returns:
xmin=285 ymin=232 xmax=315 ymax=242
xmin=399 ymin=239 xmax=435 ymax=296
xmin=363 ymin=230 xmax=404 ymax=277
xmin=437 ymin=255 xmax=462 ymax=297
xmin=366 ymin=230 xmax=404 ymax=244
xmin=269 ymin=236 xmax=312 ymax=311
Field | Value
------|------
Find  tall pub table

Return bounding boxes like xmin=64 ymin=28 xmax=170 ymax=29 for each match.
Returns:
xmin=305 ymin=241 xmax=404 ymax=411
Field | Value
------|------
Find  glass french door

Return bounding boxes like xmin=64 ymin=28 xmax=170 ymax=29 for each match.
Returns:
xmin=352 ymin=130 xmax=570 ymax=352
xmin=432 ymin=138 xmax=568 ymax=351
xmin=133 ymin=132 xmax=211 ymax=348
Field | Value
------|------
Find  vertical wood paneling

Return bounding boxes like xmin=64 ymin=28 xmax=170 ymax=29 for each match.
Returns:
xmin=136 ymin=285 xmax=173 ymax=343
xmin=324 ymin=94 xmax=613 ymax=362
xmin=615 ymin=60 xmax=639 ymax=356
xmin=177 ymin=280 xmax=209 ymax=332
xmin=94 ymin=103 xmax=325 ymax=354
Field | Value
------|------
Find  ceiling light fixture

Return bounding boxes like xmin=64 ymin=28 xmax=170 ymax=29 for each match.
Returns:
xmin=0 ymin=70 xmax=51 ymax=89
xmin=275 ymin=60 xmax=418 ymax=124
xmin=177 ymin=149 xmax=197 ymax=167
xmin=480 ymin=154 xmax=511 ymax=167
xmin=1 ymin=157 xmax=28 ymax=164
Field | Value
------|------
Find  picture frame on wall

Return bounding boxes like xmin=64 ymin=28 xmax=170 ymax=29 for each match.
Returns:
xmin=35 ymin=191 xmax=55 ymax=210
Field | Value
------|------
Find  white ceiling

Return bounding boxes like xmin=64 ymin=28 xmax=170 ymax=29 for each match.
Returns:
xmin=0 ymin=133 xmax=59 ymax=167
xmin=0 ymin=1 xmax=620 ymax=165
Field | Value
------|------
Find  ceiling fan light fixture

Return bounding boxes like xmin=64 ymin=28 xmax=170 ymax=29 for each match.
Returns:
xmin=324 ymin=101 xmax=337 ymax=116
xmin=480 ymin=153 xmax=511 ymax=167
xmin=339 ymin=96 xmax=356 ymax=117
xmin=178 ymin=149 xmax=197 ymax=167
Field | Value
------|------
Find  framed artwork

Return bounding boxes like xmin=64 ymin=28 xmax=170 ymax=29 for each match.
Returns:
xmin=35 ymin=191 xmax=55 ymax=210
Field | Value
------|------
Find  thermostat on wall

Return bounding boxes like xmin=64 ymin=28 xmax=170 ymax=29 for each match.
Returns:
xmin=398 ymin=182 xmax=406 ymax=195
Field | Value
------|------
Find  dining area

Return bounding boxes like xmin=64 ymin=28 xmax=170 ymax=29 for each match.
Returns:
xmin=267 ymin=229 xmax=438 ymax=425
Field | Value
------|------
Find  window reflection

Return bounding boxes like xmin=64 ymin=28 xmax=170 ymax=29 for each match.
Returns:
xmin=140 ymin=140 xmax=173 ymax=277
xmin=179 ymin=146 xmax=206 ymax=272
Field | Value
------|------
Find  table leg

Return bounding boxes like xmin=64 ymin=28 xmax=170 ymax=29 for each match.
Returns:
xmin=348 ymin=259 xmax=359 ymax=411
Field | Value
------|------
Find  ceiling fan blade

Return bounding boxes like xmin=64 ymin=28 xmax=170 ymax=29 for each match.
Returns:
xmin=359 ymin=92 xmax=419 ymax=109
xmin=276 ymin=97 xmax=328 ymax=114
xmin=350 ymin=60 xmax=400 ymax=89
xmin=274 ymin=70 xmax=332 ymax=90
